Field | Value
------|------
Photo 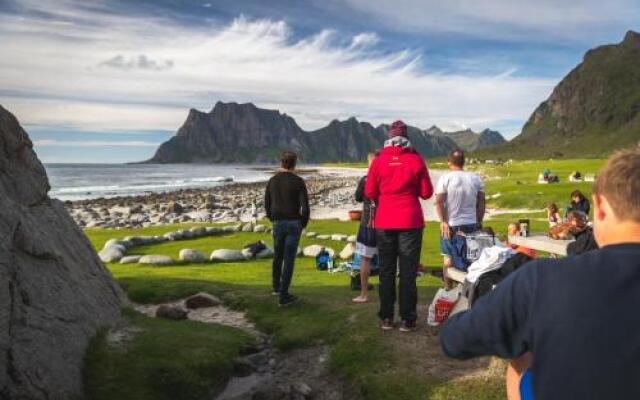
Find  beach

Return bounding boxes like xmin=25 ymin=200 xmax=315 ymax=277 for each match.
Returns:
xmin=56 ymin=165 xmax=448 ymax=229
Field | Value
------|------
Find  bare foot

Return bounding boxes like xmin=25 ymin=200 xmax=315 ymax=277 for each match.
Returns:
xmin=352 ymin=296 xmax=368 ymax=304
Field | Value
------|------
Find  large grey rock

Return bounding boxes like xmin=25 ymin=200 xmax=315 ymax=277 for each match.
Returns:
xmin=331 ymin=234 xmax=348 ymax=241
xmin=0 ymin=105 xmax=124 ymax=399
xmin=179 ymin=249 xmax=207 ymax=263
xmin=185 ymin=292 xmax=221 ymax=309
xmin=138 ymin=255 xmax=176 ymax=265
xmin=98 ymin=246 xmax=124 ymax=263
xmin=119 ymin=255 xmax=142 ymax=264
xmin=254 ymin=224 xmax=267 ymax=232
xmin=210 ymin=249 xmax=245 ymax=262
xmin=339 ymin=242 xmax=356 ymax=260
xmin=242 ymin=222 xmax=254 ymax=232
xmin=316 ymin=234 xmax=330 ymax=240
xmin=302 ymin=245 xmax=335 ymax=258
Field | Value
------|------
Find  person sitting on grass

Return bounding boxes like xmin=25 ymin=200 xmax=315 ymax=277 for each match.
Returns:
xmin=565 ymin=189 xmax=591 ymax=218
xmin=506 ymin=222 xmax=537 ymax=259
xmin=440 ymin=148 xmax=640 ymax=399
xmin=546 ymin=202 xmax=561 ymax=227
xmin=264 ymin=150 xmax=310 ymax=307
xmin=352 ymin=152 xmax=378 ymax=304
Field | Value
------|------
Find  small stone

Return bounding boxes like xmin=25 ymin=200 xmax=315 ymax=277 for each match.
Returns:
xmin=292 ymin=382 xmax=313 ymax=398
xmin=242 ymin=223 xmax=254 ymax=232
xmin=253 ymin=224 xmax=267 ymax=232
xmin=155 ymin=305 xmax=188 ymax=320
xmin=210 ymin=249 xmax=245 ymax=262
xmin=316 ymin=234 xmax=330 ymax=240
xmin=138 ymin=255 xmax=176 ymax=266
xmin=167 ymin=201 xmax=184 ymax=214
xmin=306 ymin=232 xmax=317 ymax=238
xmin=339 ymin=242 xmax=355 ymax=260
xmin=98 ymin=247 xmax=123 ymax=263
xmin=185 ymin=292 xmax=221 ymax=309
xmin=331 ymin=234 xmax=348 ymax=241
xmin=347 ymin=235 xmax=357 ymax=243
xmin=119 ymin=255 xmax=142 ymax=264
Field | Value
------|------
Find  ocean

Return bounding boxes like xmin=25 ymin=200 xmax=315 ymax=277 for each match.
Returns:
xmin=44 ymin=163 xmax=276 ymax=201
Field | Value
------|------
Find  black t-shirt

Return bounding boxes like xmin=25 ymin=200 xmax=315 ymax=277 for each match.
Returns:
xmin=264 ymin=171 xmax=310 ymax=227
xmin=441 ymin=244 xmax=640 ymax=400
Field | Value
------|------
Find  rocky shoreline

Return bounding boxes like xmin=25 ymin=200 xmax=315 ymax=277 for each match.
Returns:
xmin=65 ymin=174 xmax=363 ymax=229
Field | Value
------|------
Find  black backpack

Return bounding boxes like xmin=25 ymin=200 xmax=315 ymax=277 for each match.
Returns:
xmin=468 ymin=252 xmax=534 ymax=306
xmin=243 ymin=241 xmax=267 ymax=259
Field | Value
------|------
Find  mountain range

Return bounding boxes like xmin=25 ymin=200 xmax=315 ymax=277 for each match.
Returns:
xmin=476 ymin=30 xmax=640 ymax=158
xmin=146 ymin=102 xmax=505 ymax=163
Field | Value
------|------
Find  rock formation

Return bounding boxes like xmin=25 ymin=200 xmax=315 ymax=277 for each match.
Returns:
xmin=480 ymin=30 xmax=640 ymax=158
xmin=428 ymin=126 xmax=506 ymax=152
xmin=145 ymin=101 xmax=502 ymax=163
xmin=0 ymin=105 xmax=124 ymax=399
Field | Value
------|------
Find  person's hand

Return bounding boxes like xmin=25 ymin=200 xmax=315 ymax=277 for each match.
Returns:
xmin=440 ymin=222 xmax=451 ymax=239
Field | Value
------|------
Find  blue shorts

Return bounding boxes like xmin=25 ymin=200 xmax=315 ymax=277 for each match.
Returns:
xmin=440 ymin=224 xmax=477 ymax=257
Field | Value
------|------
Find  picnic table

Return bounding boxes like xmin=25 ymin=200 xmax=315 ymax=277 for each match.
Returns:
xmin=445 ymin=234 xmax=574 ymax=284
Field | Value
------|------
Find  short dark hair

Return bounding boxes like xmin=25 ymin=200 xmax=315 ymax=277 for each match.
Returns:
xmin=570 ymin=190 xmax=585 ymax=200
xmin=448 ymin=149 xmax=465 ymax=167
xmin=281 ymin=150 xmax=297 ymax=170
xmin=594 ymin=148 xmax=640 ymax=222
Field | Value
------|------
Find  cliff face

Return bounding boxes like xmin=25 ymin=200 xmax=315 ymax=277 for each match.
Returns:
xmin=147 ymin=102 xmax=497 ymax=163
xmin=429 ymin=126 xmax=506 ymax=152
xmin=0 ymin=105 xmax=124 ymax=399
xmin=490 ymin=30 xmax=640 ymax=158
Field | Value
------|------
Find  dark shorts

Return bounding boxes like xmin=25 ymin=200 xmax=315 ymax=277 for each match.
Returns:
xmin=440 ymin=224 xmax=477 ymax=257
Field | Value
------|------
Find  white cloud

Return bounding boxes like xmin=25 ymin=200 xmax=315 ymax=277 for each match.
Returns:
xmin=338 ymin=0 xmax=640 ymax=42
xmin=0 ymin=1 xmax=558 ymax=138
xmin=99 ymin=54 xmax=174 ymax=71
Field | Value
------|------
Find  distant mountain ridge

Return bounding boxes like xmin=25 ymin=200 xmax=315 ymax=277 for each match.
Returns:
xmin=146 ymin=102 xmax=501 ymax=163
xmin=427 ymin=125 xmax=506 ymax=151
xmin=476 ymin=30 xmax=640 ymax=158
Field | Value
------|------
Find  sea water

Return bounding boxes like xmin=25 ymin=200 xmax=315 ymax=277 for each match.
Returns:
xmin=44 ymin=163 xmax=275 ymax=201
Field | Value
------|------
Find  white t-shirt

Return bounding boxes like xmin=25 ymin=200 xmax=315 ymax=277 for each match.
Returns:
xmin=435 ymin=170 xmax=484 ymax=227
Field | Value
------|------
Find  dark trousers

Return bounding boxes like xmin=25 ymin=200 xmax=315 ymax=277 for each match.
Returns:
xmin=272 ymin=219 xmax=302 ymax=300
xmin=377 ymin=228 xmax=423 ymax=322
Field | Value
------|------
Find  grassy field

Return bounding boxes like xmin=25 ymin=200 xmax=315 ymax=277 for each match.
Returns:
xmin=83 ymin=217 xmax=551 ymax=400
xmin=324 ymin=158 xmax=607 ymax=213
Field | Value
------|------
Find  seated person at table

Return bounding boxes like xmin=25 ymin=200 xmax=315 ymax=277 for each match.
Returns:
xmin=440 ymin=148 xmax=640 ymax=399
xmin=565 ymin=189 xmax=591 ymax=217
xmin=506 ymin=222 xmax=537 ymax=259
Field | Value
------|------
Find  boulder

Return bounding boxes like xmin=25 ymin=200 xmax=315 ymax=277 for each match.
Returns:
xmin=316 ymin=234 xmax=330 ymax=240
xmin=0 ymin=105 xmax=124 ymax=399
xmin=167 ymin=201 xmax=184 ymax=214
xmin=189 ymin=226 xmax=207 ymax=237
xmin=104 ymin=238 xmax=133 ymax=249
xmin=205 ymin=226 xmax=222 ymax=235
xmin=156 ymin=305 xmax=189 ymax=320
xmin=138 ymin=255 xmax=176 ymax=266
xmin=179 ymin=249 xmax=207 ymax=263
xmin=224 ymin=224 xmax=241 ymax=233
xmin=210 ymin=249 xmax=246 ymax=262
xmin=306 ymin=232 xmax=317 ymax=238
xmin=163 ymin=231 xmax=182 ymax=241
xmin=331 ymin=234 xmax=348 ymax=241
xmin=254 ymin=224 xmax=267 ymax=232
xmin=185 ymin=292 xmax=221 ymax=309
xmin=339 ymin=243 xmax=356 ymax=260
xmin=347 ymin=235 xmax=357 ymax=243
xmin=303 ymin=245 xmax=335 ymax=258
xmin=98 ymin=246 xmax=124 ymax=263
xmin=119 ymin=255 xmax=142 ymax=264
xmin=242 ymin=222 xmax=254 ymax=232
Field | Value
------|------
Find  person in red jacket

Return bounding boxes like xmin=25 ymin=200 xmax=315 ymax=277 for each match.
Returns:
xmin=365 ymin=120 xmax=434 ymax=332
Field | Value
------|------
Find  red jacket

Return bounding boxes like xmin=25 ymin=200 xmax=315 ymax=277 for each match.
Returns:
xmin=365 ymin=146 xmax=433 ymax=229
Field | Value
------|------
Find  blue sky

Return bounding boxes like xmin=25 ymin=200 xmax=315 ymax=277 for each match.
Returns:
xmin=1 ymin=0 xmax=638 ymax=163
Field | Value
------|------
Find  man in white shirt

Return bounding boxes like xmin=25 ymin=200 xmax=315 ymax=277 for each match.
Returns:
xmin=435 ymin=149 xmax=485 ymax=288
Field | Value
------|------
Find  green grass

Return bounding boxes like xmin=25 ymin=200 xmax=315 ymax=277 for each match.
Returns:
xmin=84 ymin=309 xmax=252 ymax=400
xmin=467 ymin=158 xmax=606 ymax=211
xmin=84 ymin=219 xmax=516 ymax=400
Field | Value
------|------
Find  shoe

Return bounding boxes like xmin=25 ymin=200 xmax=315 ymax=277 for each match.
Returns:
xmin=381 ymin=319 xmax=394 ymax=331
xmin=272 ymin=290 xmax=280 ymax=296
xmin=352 ymin=296 xmax=368 ymax=304
xmin=279 ymin=295 xmax=298 ymax=307
xmin=399 ymin=320 xmax=417 ymax=332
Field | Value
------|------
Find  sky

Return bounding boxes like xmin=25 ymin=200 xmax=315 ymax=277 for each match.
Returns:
xmin=1 ymin=0 xmax=638 ymax=163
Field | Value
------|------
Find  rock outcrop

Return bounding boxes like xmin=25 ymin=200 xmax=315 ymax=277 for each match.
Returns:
xmin=145 ymin=101 xmax=494 ymax=164
xmin=0 ymin=105 xmax=124 ymax=399
xmin=479 ymin=30 xmax=640 ymax=158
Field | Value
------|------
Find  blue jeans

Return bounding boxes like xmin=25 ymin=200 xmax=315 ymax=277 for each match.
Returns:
xmin=272 ymin=220 xmax=302 ymax=300
xmin=440 ymin=224 xmax=477 ymax=270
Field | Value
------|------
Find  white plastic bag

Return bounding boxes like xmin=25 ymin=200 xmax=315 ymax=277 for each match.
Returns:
xmin=427 ymin=287 xmax=461 ymax=326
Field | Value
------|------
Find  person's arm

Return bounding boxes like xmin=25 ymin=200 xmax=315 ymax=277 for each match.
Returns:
xmin=435 ymin=176 xmax=450 ymax=239
xmin=418 ymin=161 xmax=434 ymax=200
xmin=364 ymin=159 xmax=380 ymax=201
xmin=264 ymin=179 xmax=272 ymax=221
xmin=440 ymin=263 xmax=538 ymax=360
xmin=355 ymin=177 xmax=366 ymax=203
xmin=476 ymin=191 xmax=486 ymax=227
xmin=299 ymin=180 xmax=310 ymax=228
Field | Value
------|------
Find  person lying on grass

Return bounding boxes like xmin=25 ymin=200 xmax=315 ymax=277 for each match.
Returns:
xmin=439 ymin=148 xmax=640 ymax=400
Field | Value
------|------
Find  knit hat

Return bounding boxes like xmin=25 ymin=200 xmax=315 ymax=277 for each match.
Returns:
xmin=388 ymin=120 xmax=407 ymax=138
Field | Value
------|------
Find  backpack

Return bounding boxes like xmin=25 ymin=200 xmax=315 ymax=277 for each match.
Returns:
xmin=567 ymin=228 xmax=598 ymax=255
xmin=466 ymin=252 xmax=533 ymax=306
xmin=316 ymin=249 xmax=331 ymax=271
xmin=242 ymin=241 xmax=267 ymax=259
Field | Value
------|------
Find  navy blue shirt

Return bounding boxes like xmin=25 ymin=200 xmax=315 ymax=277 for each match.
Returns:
xmin=440 ymin=244 xmax=640 ymax=400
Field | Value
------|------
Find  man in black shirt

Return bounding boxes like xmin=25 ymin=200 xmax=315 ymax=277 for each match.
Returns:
xmin=264 ymin=150 xmax=310 ymax=306
xmin=440 ymin=148 xmax=640 ymax=400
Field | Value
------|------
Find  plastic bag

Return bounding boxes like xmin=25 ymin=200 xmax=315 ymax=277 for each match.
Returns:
xmin=427 ymin=287 xmax=460 ymax=326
